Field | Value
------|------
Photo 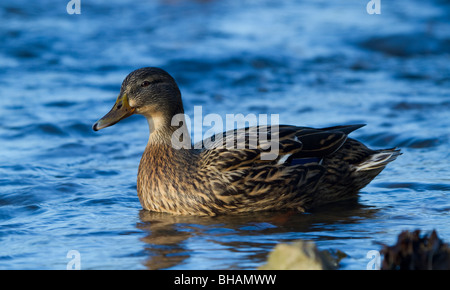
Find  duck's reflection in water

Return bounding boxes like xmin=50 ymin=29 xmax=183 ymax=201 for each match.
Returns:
xmin=137 ymin=199 xmax=379 ymax=269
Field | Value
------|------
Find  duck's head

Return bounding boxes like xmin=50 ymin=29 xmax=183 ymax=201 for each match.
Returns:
xmin=93 ymin=67 xmax=184 ymax=132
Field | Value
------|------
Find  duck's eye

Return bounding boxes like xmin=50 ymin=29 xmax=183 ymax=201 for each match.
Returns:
xmin=141 ymin=81 xmax=151 ymax=87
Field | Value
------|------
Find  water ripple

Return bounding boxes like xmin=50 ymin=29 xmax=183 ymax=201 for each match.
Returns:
xmin=375 ymin=182 xmax=450 ymax=192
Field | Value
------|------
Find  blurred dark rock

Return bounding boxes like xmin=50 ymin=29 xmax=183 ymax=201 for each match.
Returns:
xmin=381 ymin=229 xmax=450 ymax=270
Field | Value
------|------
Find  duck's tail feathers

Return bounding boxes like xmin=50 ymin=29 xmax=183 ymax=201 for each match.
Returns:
xmin=355 ymin=148 xmax=402 ymax=172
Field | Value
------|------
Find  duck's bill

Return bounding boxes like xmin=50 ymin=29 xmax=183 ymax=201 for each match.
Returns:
xmin=93 ymin=93 xmax=136 ymax=131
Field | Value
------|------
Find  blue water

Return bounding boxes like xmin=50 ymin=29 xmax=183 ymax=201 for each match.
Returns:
xmin=1 ymin=0 xmax=449 ymax=269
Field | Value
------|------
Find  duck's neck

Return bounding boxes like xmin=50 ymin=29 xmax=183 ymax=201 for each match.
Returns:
xmin=140 ymin=112 xmax=197 ymax=187
xmin=146 ymin=112 xmax=192 ymax=148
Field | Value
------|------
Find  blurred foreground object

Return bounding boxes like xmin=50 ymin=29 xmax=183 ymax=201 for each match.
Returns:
xmin=259 ymin=240 xmax=345 ymax=270
xmin=381 ymin=230 xmax=450 ymax=270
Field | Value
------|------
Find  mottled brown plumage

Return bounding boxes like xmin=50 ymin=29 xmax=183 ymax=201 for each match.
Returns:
xmin=93 ymin=67 xmax=401 ymax=215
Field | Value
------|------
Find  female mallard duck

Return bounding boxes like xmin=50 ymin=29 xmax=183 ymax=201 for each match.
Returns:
xmin=93 ymin=67 xmax=401 ymax=215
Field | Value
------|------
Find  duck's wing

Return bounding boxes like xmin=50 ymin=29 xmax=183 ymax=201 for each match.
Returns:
xmin=197 ymin=124 xmax=366 ymax=168
xmin=196 ymin=124 xmax=367 ymax=210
